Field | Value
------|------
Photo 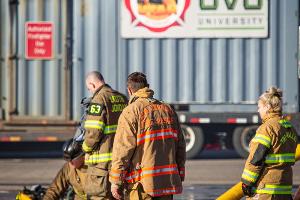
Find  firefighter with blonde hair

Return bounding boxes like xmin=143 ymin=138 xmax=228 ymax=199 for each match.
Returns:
xmin=241 ymin=87 xmax=298 ymax=200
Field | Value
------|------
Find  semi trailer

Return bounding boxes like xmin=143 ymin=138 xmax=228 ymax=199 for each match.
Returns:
xmin=0 ymin=0 xmax=299 ymax=158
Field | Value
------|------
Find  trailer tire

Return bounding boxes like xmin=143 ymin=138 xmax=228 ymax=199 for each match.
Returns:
xmin=181 ymin=125 xmax=204 ymax=159
xmin=233 ymin=126 xmax=258 ymax=158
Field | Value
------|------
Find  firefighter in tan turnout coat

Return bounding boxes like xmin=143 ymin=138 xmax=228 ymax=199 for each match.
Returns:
xmin=109 ymin=72 xmax=186 ymax=200
xmin=241 ymin=87 xmax=298 ymax=200
xmin=82 ymin=71 xmax=127 ymax=199
xmin=43 ymin=139 xmax=87 ymax=200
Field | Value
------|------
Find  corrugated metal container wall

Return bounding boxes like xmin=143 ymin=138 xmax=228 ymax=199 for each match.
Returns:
xmin=1 ymin=0 xmax=68 ymax=121
xmin=1 ymin=0 xmax=299 ymax=122
xmin=72 ymin=0 xmax=121 ymax=119
xmin=72 ymin=0 xmax=298 ymax=115
xmin=0 ymin=1 xmax=9 ymax=119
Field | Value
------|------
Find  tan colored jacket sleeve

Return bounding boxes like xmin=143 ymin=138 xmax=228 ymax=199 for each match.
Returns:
xmin=43 ymin=163 xmax=70 ymax=200
xmin=175 ymin=114 xmax=186 ymax=181
xmin=241 ymin=125 xmax=272 ymax=186
xmin=109 ymin=108 xmax=138 ymax=185
xmin=82 ymin=96 xmax=106 ymax=152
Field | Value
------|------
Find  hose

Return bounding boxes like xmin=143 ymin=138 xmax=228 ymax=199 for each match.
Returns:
xmin=217 ymin=144 xmax=300 ymax=200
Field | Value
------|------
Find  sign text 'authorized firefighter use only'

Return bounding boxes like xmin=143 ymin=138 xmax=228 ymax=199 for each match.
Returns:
xmin=25 ymin=22 xmax=54 ymax=59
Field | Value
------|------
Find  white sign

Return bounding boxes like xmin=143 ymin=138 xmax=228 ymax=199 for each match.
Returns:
xmin=121 ymin=0 xmax=268 ymax=38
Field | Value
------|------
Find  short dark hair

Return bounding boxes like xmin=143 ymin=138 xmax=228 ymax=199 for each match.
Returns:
xmin=86 ymin=71 xmax=104 ymax=82
xmin=127 ymin=72 xmax=149 ymax=93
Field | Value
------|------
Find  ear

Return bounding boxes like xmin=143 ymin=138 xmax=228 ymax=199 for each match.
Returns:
xmin=127 ymin=87 xmax=133 ymax=96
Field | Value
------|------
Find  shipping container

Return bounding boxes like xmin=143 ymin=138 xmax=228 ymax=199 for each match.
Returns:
xmin=0 ymin=0 xmax=299 ymax=158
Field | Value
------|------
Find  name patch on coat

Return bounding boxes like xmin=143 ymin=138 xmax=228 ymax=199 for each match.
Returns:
xmin=280 ymin=132 xmax=297 ymax=144
xmin=88 ymin=103 xmax=103 ymax=116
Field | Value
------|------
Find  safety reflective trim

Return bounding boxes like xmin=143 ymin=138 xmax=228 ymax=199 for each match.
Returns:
xmin=137 ymin=128 xmax=178 ymax=145
xmin=146 ymin=187 xmax=182 ymax=197
xmin=279 ymin=119 xmax=292 ymax=128
xmin=109 ymin=169 xmax=122 ymax=177
xmin=252 ymin=134 xmax=271 ymax=148
xmin=179 ymin=167 xmax=185 ymax=177
xmin=73 ymin=188 xmax=87 ymax=200
xmin=241 ymin=169 xmax=259 ymax=183
xmin=85 ymin=152 xmax=112 ymax=165
xmin=125 ymin=164 xmax=179 ymax=183
xmin=256 ymin=184 xmax=292 ymax=195
xmin=265 ymin=153 xmax=295 ymax=164
xmin=84 ymin=120 xmax=105 ymax=130
xmin=82 ymin=141 xmax=93 ymax=152
xmin=104 ymin=125 xmax=117 ymax=134
xmin=110 ymin=169 xmax=122 ymax=174
xmin=109 ymin=171 xmax=121 ymax=179
xmin=109 ymin=169 xmax=126 ymax=183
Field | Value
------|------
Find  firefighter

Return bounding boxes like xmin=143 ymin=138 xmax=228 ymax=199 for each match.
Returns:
xmin=241 ymin=87 xmax=298 ymax=200
xmin=109 ymin=72 xmax=186 ymax=200
xmin=82 ymin=71 xmax=127 ymax=199
xmin=43 ymin=139 xmax=87 ymax=200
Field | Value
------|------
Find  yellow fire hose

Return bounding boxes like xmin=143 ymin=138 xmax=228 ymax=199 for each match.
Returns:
xmin=16 ymin=192 xmax=32 ymax=200
xmin=217 ymin=144 xmax=300 ymax=200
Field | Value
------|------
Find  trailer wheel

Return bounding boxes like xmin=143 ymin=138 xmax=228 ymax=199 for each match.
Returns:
xmin=181 ymin=125 xmax=204 ymax=159
xmin=233 ymin=126 xmax=258 ymax=158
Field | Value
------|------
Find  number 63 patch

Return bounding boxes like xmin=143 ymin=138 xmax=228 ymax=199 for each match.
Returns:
xmin=88 ymin=103 xmax=104 ymax=116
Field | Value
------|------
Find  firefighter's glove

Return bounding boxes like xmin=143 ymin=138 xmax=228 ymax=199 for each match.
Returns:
xmin=242 ymin=183 xmax=255 ymax=197
xmin=111 ymin=183 xmax=122 ymax=200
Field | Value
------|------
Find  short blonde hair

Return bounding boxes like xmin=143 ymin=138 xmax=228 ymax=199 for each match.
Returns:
xmin=259 ymin=86 xmax=283 ymax=113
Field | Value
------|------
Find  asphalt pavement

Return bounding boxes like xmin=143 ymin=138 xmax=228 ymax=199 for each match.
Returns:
xmin=0 ymin=149 xmax=299 ymax=199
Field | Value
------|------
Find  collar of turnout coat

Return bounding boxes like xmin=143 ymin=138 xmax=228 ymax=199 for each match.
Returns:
xmin=129 ymin=87 xmax=154 ymax=104
xmin=92 ymin=84 xmax=111 ymax=98
xmin=262 ymin=112 xmax=282 ymax=123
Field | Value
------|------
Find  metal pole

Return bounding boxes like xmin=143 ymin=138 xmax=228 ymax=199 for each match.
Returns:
xmin=64 ymin=0 xmax=73 ymax=120
xmin=8 ymin=0 xmax=19 ymax=120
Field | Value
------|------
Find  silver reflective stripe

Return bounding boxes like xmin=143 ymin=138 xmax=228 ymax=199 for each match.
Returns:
xmin=148 ymin=188 xmax=179 ymax=196
xmin=241 ymin=169 xmax=259 ymax=183
xmin=256 ymin=185 xmax=292 ymax=195
xmin=85 ymin=152 xmax=112 ymax=164
xmin=104 ymin=125 xmax=117 ymax=134
xmin=265 ymin=153 xmax=295 ymax=164
xmin=252 ymin=134 xmax=271 ymax=148
xmin=137 ymin=131 xmax=177 ymax=143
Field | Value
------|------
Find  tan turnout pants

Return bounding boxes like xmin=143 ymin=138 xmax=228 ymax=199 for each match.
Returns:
xmin=126 ymin=183 xmax=173 ymax=200
xmin=246 ymin=194 xmax=292 ymax=200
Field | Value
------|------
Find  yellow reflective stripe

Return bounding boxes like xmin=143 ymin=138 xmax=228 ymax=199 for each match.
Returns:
xmin=73 ymin=188 xmax=87 ymax=200
xmin=84 ymin=120 xmax=105 ymax=130
xmin=256 ymin=184 xmax=292 ymax=195
xmin=252 ymin=134 xmax=271 ymax=148
xmin=241 ymin=169 xmax=259 ymax=183
xmin=279 ymin=119 xmax=292 ymax=128
xmin=104 ymin=125 xmax=117 ymax=134
xmin=85 ymin=152 xmax=112 ymax=165
xmin=265 ymin=153 xmax=295 ymax=164
xmin=82 ymin=141 xmax=93 ymax=152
